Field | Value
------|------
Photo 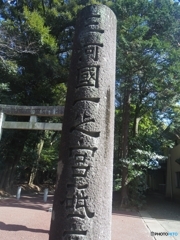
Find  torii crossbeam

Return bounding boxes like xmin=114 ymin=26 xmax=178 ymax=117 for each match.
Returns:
xmin=0 ymin=104 xmax=65 ymax=139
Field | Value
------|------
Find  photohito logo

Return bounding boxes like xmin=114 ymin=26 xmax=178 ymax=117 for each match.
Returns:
xmin=151 ymin=231 xmax=178 ymax=237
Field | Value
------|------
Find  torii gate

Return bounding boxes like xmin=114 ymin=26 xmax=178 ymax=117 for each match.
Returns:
xmin=0 ymin=104 xmax=64 ymax=139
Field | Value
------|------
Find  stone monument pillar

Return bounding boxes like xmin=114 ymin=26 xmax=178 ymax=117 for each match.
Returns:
xmin=49 ymin=4 xmax=116 ymax=240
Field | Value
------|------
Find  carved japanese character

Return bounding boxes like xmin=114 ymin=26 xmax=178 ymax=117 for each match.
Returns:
xmin=78 ymin=44 xmax=103 ymax=63
xmin=76 ymin=66 xmax=99 ymax=89
xmin=63 ymin=222 xmax=87 ymax=239
xmin=84 ymin=15 xmax=104 ymax=33
xmin=74 ymin=153 xmax=87 ymax=163
xmin=72 ymin=165 xmax=90 ymax=178
xmin=65 ymin=189 xmax=94 ymax=219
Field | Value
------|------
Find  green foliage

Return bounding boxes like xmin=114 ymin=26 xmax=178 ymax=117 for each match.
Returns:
xmin=128 ymin=173 xmax=147 ymax=208
xmin=113 ymin=0 xmax=180 ymax=205
xmin=0 ymin=0 xmax=74 ymax=186
xmin=1 ymin=0 xmax=180 ymax=197
xmin=23 ymin=6 xmax=57 ymax=51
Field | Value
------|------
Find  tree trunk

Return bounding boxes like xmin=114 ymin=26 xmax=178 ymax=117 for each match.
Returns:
xmin=120 ymin=88 xmax=131 ymax=207
xmin=2 ymin=165 xmax=13 ymax=191
xmin=28 ymin=139 xmax=44 ymax=185
xmin=9 ymin=163 xmax=18 ymax=188
xmin=121 ymin=166 xmax=129 ymax=206
xmin=3 ymin=143 xmax=26 ymax=191
xmin=0 ymin=166 xmax=8 ymax=189
xmin=0 ymin=166 xmax=8 ymax=188
xmin=132 ymin=103 xmax=142 ymax=137
xmin=1 ymin=131 xmax=27 ymax=191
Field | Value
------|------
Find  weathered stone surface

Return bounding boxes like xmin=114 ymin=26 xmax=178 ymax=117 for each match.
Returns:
xmin=49 ymin=5 xmax=116 ymax=240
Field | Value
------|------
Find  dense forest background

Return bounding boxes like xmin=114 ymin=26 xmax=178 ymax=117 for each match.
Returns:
xmin=1 ymin=0 xmax=180 ymax=207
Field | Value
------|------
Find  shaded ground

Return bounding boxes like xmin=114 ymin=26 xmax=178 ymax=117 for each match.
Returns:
xmin=140 ymin=193 xmax=180 ymax=240
xmin=1 ymin=187 xmax=179 ymax=240
xmin=146 ymin=192 xmax=180 ymax=222
xmin=112 ymin=209 xmax=153 ymax=240
xmin=0 ymin=194 xmax=152 ymax=240
xmin=0 ymin=196 xmax=53 ymax=240
xmin=4 ymin=188 xmax=180 ymax=240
